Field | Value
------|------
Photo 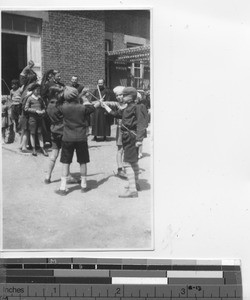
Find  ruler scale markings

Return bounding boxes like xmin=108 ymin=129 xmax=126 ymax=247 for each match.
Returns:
xmin=0 ymin=259 xmax=243 ymax=300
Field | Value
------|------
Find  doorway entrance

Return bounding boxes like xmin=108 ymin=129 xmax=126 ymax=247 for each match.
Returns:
xmin=1 ymin=33 xmax=27 ymax=94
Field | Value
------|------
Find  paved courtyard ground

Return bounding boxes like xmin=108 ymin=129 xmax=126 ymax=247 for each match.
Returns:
xmin=2 ymin=125 xmax=153 ymax=251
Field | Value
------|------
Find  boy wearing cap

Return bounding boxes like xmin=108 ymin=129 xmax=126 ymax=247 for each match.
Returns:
xmin=56 ymin=86 xmax=100 ymax=195
xmin=24 ymin=83 xmax=48 ymax=156
xmin=101 ymin=86 xmax=148 ymax=198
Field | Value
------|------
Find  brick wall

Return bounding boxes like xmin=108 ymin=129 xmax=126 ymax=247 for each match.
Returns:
xmin=41 ymin=11 xmax=105 ymax=89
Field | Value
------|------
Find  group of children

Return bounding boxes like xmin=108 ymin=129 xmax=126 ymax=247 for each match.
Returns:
xmin=2 ymin=62 xmax=150 ymax=198
xmin=44 ymin=84 xmax=149 ymax=198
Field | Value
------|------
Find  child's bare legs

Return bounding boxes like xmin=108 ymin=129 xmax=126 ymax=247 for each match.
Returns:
xmin=45 ymin=148 xmax=59 ymax=182
xmin=38 ymin=132 xmax=48 ymax=156
xmin=80 ymin=163 xmax=88 ymax=191
xmin=2 ymin=128 xmax=6 ymax=144
xmin=119 ymin=162 xmax=138 ymax=198
xmin=138 ymin=143 xmax=143 ymax=159
xmin=116 ymin=145 xmax=126 ymax=178
xmin=131 ymin=161 xmax=140 ymax=191
xmin=59 ymin=163 xmax=70 ymax=191
xmin=117 ymin=145 xmax=123 ymax=169
xmin=30 ymin=133 xmax=37 ymax=155
xmin=20 ymin=129 xmax=28 ymax=150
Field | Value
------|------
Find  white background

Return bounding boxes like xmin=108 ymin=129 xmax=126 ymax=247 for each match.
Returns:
xmin=1 ymin=0 xmax=250 ymax=298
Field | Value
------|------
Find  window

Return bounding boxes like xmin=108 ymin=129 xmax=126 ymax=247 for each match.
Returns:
xmin=126 ymin=43 xmax=144 ymax=88
xmin=105 ymin=39 xmax=112 ymax=51
xmin=132 ymin=61 xmax=143 ymax=89
xmin=2 ymin=13 xmax=41 ymax=35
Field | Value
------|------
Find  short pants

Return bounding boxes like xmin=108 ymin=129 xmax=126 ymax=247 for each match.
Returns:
xmin=60 ymin=140 xmax=90 ymax=164
xmin=28 ymin=115 xmax=44 ymax=134
xmin=122 ymin=131 xmax=138 ymax=163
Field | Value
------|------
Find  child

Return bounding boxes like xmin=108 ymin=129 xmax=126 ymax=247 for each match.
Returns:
xmin=101 ymin=87 xmax=148 ymax=198
xmin=2 ymin=97 xmax=9 ymax=143
xmin=44 ymin=85 xmax=80 ymax=184
xmin=20 ymin=60 xmax=37 ymax=87
xmin=24 ymin=83 xmax=48 ymax=156
xmin=101 ymin=86 xmax=127 ymax=178
xmin=10 ymin=79 xmax=22 ymax=131
xmin=56 ymin=86 xmax=100 ymax=195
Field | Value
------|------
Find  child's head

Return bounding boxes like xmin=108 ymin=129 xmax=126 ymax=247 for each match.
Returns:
xmin=113 ymin=86 xmax=125 ymax=103
xmin=63 ymin=86 xmax=79 ymax=103
xmin=54 ymin=71 xmax=61 ymax=83
xmin=2 ymin=96 xmax=7 ymax=105
xmin=121 ymin=87 xmax=137 ymax=103
xmin=48 ymin=85 xmax=64 ymax=100
xmin=11 ymin=79 xmax=19 ymax=90
xmin=78 ymin=88 xmax=90 ymax=104
xmin=28 ymin=83 xmax=41 ymax=96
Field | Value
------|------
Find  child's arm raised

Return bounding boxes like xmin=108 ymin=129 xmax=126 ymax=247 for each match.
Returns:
xmin=100 ymin=101 xmax=123 ymax=119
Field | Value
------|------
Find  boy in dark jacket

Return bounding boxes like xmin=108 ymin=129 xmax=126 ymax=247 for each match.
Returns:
xmin=101 ymin=87 xmax=148 ymax=198
xmin=56 ymin=86 xmax=100 ymax=195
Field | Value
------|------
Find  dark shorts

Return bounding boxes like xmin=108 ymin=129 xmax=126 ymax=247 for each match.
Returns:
xmin=28 ymin=115 xmax=44 ymax=134
xmin=60 ymin=140 xmax=90 ymax=164
xmin=18 ymin=113 xmax=29 ymax=131
xmin=11 ymin=104 xmax=22 ymax=121
xmin=122 ymin=131 xmax=138 ymax=163
xmin=51 ymin=132 xmax=62 ymax=150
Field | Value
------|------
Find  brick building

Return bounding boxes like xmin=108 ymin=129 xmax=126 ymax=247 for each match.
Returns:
xmin=1 ymin=10 xmax=150 ymax=95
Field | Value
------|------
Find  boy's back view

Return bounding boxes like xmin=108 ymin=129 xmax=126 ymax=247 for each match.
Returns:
xmin=56 ymin=86 xmax=97 ymax=195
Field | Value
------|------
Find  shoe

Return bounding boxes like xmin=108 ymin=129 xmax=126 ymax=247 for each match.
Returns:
xmin=32 ymin=152 xmax=37 ymax=156
xmin=117 ymin=169 xmax=127 ymax=179
xmin=92 ymin=136 xmax=97 ymax=141
xmin=41 ymin=148 xmax=48 ymax=157
xmin=20 ymin=149 xmax=30 ymax=154
xmin=119 ymin=190 xmax=138 ymax=198
xmin=55 ymin=189 xmax=68 ymax=196
xmin=67 ymin=176 xmax=79 ymax=184
xmin=136 ymin=183 xmax=141 ymax=191
xmin=44 ymin=178 xmax=51 ymax=184
xmin=138 ymin=153 xmax=143 ymax=159
xmin=81 ymin=187 xmax=90 ymax=193
xmin=125 ymin=183 xmax=141 ymax=191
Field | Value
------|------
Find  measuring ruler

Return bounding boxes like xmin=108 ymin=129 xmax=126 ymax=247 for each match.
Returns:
xmin=0 ymin=258 xmax=242 ymax=299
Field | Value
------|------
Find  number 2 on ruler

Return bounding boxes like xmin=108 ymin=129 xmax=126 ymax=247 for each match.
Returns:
xmin=115 ymin=288 xmax=121 ymax=295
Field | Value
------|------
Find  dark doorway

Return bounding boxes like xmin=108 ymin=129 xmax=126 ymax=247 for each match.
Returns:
xmin=2 ymin=33 xmax=27 ymax=95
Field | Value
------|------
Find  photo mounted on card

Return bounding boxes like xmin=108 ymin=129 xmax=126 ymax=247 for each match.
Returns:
xmin=1 ymin=9 xmax=153 ymax=251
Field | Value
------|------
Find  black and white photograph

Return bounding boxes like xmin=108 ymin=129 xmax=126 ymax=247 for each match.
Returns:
xmin=1 ymin=9 xmax=153 ymax=250
xmin=3 ymin=0 xmax=250 ymax=298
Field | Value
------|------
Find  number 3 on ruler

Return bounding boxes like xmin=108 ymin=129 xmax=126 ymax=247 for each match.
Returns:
xmin=180 ymin=288 xmax=186 ymax=295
